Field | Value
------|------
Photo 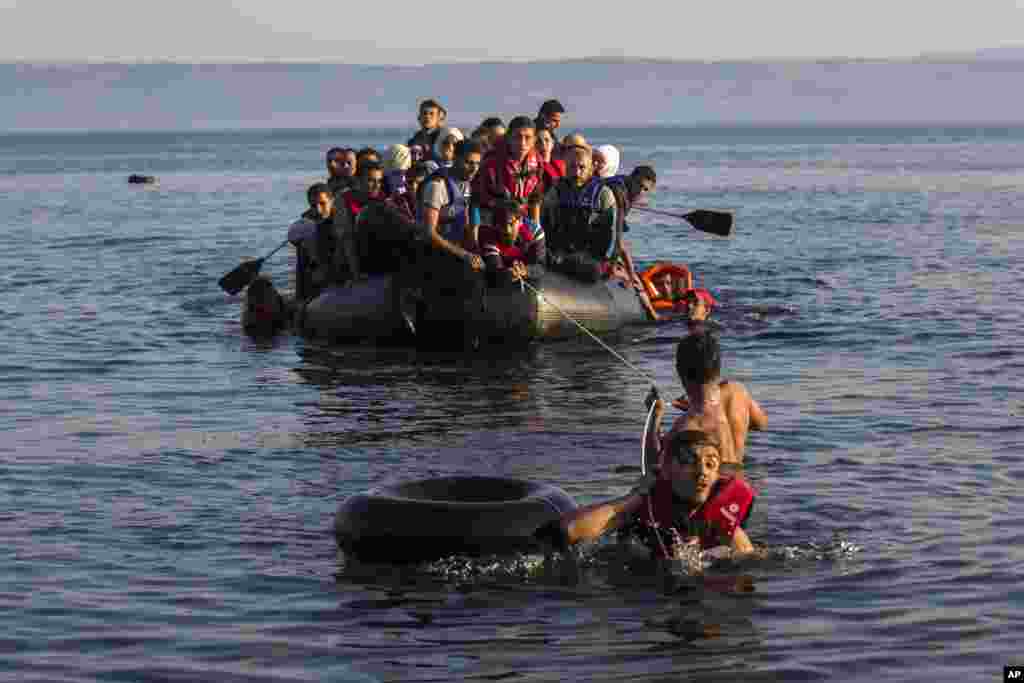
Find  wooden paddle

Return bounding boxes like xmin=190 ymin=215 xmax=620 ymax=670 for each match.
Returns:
xmin=218 ymin=241 xmax=288 ymax=295
xmin=632 ymin=207 xmax=733 ymax=237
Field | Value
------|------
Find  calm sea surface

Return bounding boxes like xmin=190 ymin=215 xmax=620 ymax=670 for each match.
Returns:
xmin=1 ymin=125 xmax=1022 ymax=682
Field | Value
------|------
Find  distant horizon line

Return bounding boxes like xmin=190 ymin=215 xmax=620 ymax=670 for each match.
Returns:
xmin=5 ymin=121 xmax=1024 ymax=136
xmin=6 ymin=45 xmax=1024 ymax=67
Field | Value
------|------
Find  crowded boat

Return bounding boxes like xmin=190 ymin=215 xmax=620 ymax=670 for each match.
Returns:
xmin=229 ymin=98 xmax=728 ymax=344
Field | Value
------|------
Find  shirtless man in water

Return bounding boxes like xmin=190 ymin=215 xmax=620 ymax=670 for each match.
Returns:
xmin=646 ymin=329 xmax=767 ymax=469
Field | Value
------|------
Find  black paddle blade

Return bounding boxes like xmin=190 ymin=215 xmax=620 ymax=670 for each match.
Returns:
xmin=218 ymin=258 xmax=263 ymax=295
xmin=683 ymin=210 xmax=733 ymax=237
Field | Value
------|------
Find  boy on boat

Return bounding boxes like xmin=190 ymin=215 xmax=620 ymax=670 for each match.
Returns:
xmin=556 ymin=426 xmax=756 ymax=559
xmin=287 ymin=183 xmax=348 ymax=301
xmin=479 ymin=197 xmax=546 ymax=287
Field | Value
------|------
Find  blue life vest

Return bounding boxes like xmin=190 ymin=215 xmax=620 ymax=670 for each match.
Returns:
xmin=418 ymin=168 xmax=469 ymax=243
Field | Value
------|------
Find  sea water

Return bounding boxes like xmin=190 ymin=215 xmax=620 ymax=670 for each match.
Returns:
xmin=1 ymin=123 xmax=1022 ymax=682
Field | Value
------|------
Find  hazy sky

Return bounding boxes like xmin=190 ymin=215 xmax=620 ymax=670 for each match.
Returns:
xmin=3 ymin=0 xmax=1024 ymax=63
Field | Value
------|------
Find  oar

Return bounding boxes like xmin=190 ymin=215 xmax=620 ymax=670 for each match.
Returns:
xmin=632 ymin=207 xmax=733 ymax=237
xmin=218 ymin=241 xmax=288 ymax=295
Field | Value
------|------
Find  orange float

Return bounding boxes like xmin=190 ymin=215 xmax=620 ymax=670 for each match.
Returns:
xmin=640 ymin=262 xmax=693 ymax=311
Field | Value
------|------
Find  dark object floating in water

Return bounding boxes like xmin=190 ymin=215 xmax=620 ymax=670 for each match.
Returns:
xmin=128 ymin=174 xmax=156 ymax=184
xmin=335 ymin=476 xmax=577 ymax=562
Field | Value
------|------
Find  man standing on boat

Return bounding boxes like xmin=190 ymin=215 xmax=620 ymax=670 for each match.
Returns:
xmin=472 ymin=116 xmax=543 ymax=231
xmin=326 ymin=147 xmax=357 ymax=196
xmin=288 ymin=183 xmax=346 ymax=301
xmin=408 ymin=99 xmax=447 ymax=162
xmin=534 ymin=99 xmax=564 ymax=139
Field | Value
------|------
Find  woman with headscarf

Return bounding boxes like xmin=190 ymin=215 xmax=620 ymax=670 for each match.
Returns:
xmin=433 ymin=127 xmax=464 ymax=168
xmin=592 ymin=144 xmax=621 ymax=179
xmin=383 ymin=144 xmax=413 ymax=197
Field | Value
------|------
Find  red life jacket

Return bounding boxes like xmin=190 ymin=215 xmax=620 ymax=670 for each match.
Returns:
xmin=637 ymin=475 xmax=755 ymax=555
xmin=473 ymin=144 xmax=542 ymax=221
xmin=479 ymin=222 xmax=540 ymax=265
xmin=343 ymin=192 xmax=365 ymax=220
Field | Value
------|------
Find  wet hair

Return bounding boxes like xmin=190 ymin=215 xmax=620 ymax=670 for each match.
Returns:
xmin=507 ymin=116 xmax=536 ymax=132
xmin=481 ymin=116 xmax=504 ymax=129
xmin=675 ymin=329 xmax=722 ymax=385
xmin=454 ymin=139 xmax=483 ymax=159
xmin=356 ymin=147 xmax=380 ymax=164
xmin=666 ymin=429 xmax=722 ymax=463
xmin=539 ymin=99 xmax=565 ymax=116
xmin=358 ymin=160 xmax=383 ymax=178
xmin=306 ymin=182 xmax=331 ymax=205
xmin=631 ymin=165 xmax=657 ymax=186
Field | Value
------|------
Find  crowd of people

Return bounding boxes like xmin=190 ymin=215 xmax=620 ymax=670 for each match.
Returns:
xmin=285 ymin=98 xmax=765 ymax=564
xmin=287 ymin=97 xmax=713 ymax=324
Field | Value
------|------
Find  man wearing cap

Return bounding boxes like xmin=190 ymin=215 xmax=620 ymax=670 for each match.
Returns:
xmin=534 ymin=99 xmax=564 ymax=138
xmin=408 ymin=99 xmax=448 ymax=159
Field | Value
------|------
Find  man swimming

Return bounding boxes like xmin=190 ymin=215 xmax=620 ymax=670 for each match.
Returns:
xmin=556 ymin=426 xmax=756 ymax=558
xmin=655 ymin=329 xmax=768 ymax=464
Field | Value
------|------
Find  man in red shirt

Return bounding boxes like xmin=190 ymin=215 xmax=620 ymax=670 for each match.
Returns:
xmin=472 ymin=115 xmax=543 ymax=230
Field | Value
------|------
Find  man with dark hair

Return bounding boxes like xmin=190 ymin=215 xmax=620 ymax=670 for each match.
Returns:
xmin=541 ymin=140 xmax=617 ymax=282
xmin=326 ymin=147 xmax=357 ymax=195
xmin=408 ymin=99 xmax=448 ymax=156
xmin=472 ymin=115 xmax=543 ymax=230
xmin=554 ymin=425 xmax=756 ymax=559
xmin=334 ymin=161 xmax=388 ymax=282
xmin=479 ymin=197 xmax=546 ymax=287
xmin=534 ymin=99 xmax=565 ymax=137
xmin=287 ymin=183 xmax=343 ymax=301
xmin=356 ymin=147 xmax=381 ymax=168
xmin=419 ymin=139 xmax=484 ymax=269
xmin=647 ymin=330 xmax=768 ymax=469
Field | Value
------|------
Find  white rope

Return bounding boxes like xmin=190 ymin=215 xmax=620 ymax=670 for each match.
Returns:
xmin=520 ymin=279 xmax=659 ymax=387
xmin=519 ymin=277 xmax=661 ymax=477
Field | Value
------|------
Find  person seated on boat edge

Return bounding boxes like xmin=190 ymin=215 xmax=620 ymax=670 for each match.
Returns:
xmin=288 ymin=183 xmax=346 ymax=301
xmin=333 ymin=161 xmax=389 ymax=282
xmin=408 ymin=98 xmax=448 ymax=158
xmin=549 ymin=427 xmax=756 ymax=560
xmin=541 ymin=139 xmax=619 ymax=283
xmin=472 ymin=115 xmax=543 ymax=230
xmin=326 ymin=147 xmax=357 ymax=196
xmin=479 ymin=197 xmax=546 ymax=288
xmin=418 ymin=139 xmax=485 ymax=272
xmin=383 ymin=144 xmax=412 ymax=197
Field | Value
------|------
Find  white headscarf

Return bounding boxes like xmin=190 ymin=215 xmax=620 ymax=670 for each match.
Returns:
xmin=594 ymin=144 xmax=620 ymax=178
xmin=432 ymin=126 xmax=464 ymax=162
xmin=384 ymin=144 xmax=412 ymax=172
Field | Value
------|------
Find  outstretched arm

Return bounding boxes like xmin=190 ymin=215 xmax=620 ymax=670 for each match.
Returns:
xmin=560 ymin=476 xmax=654 ymax=545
